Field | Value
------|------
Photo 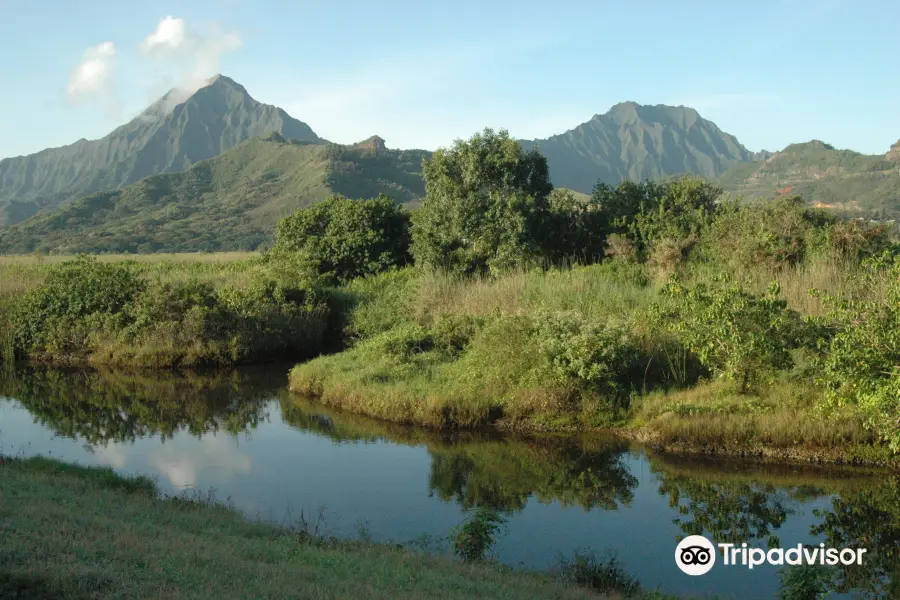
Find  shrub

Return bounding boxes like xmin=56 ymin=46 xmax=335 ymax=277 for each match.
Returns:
xmin=704 ymin=196 xmax=833 ymax=269
xmin=274 ymin=194 xmax=411 ymax=284
xmin=651 ymin=278 xmax=806 ymax=391
xmin=541 ymin=188 xmax=607 ymax=264
xmin=603 ymin=233 xmax=638 ymax=264
xmin=628 ymin=176 xmax=720 ymax=258
xmin=552 ymin=550 xmax=642 ymax=597
xmin=14 ymin=257 xmax=144 ymax=353
xmin=11 ymin=257 xmax=328 ymax=366
xmin=816 ymin=252 xmax=900 ymax=449
xmin=533 ymin=310 xmax=639 ymax=402
xmin=823 ymin=218 xmax=891 ymax=261
xmin=450 ymin=508 xmax=507 ymax=563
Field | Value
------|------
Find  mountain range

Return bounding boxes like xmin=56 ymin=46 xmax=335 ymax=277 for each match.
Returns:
xmin=718 ymin=140 xmax=900 ymax=219
xmin=0 ymin=134 xmax=427 ymax=253
xmin=0 ymin=75 xmax=319 ymax=226
xmin=0 ymin=75 xmax=896 ymax=254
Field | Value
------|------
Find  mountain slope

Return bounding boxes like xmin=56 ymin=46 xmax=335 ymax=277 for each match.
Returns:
xmin=717 ymin=140 xmax=900 ymax=219
xmin=0 ymin=135 xmax=428 ymax=253
xmin=0 ymin=75 xmax=321 ymax=226
xmin=521 ymin=102 xmax=754 ymax=193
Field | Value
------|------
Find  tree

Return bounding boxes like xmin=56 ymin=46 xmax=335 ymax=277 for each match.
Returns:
xmin=273 ymin=194 xmax=411 ymax=284
xmin=411 ymin=128 xmax=553 ymax=275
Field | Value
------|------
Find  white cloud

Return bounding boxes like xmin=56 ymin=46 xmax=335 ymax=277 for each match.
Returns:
xmin=66 ymin=41 xmax=117 ymax=103
xmin=139 ymin=16 xmax=242 ymax=111
xmin=140 ymin=16 xmax=188 ymax=54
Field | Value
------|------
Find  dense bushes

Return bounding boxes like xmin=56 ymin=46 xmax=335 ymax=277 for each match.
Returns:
xmin=815 ymin=253 xmax=900 ymax=449
xmin=14 ymin=258 xmax=145 ymax=353
xmin=12 ymin=257 xmax=327 ymax=366
xmin=651 ymin=279 xmax=805 ymax=390
xmin=273 ymin=194 xmax=412 ymax=284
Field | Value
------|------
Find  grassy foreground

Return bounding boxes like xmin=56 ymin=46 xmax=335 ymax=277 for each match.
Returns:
xmin=0 ymin=456 xmax=671 ymax=600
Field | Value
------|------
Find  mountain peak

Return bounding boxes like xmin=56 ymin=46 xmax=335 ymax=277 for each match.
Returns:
xmin=886 ymin=139 xmax=900 ymax=163
xmin=783 ymin=140 xmax=836 ymax=153
xmin=203 ymin=73 xmax=249 ymax=94
xmin=522 ymin=102 xmax=752 ymax=193
xmin=355 ymin=135 xmax=387 ymax=151
xmin=0 ymin=76 xmax=320 ymax=223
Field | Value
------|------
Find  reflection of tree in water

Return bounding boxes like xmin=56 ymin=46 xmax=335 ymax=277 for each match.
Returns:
xmin=647 ymin=457 xmax=845 ymax=548
xmin=649 ymin=455 xmax=900 ymax=598
xmin=656 ymin=474 xmax=794 ymax=547
xmin=428 ymin=442 xmax=638 ymax=512
xmin=3 ymin=366 xmax=281 ymax=445
xmin=811 ymin=476 xmax=900 ymax=600
xmin=281 ymin=397 xmax=638 ymax=513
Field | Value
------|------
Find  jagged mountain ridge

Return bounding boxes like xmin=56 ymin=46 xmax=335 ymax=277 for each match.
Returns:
xmin=0 ymin=135 xmax=429 ymax=254
xmin=519 ymin=101 xmax=754 ymax=193
xmin=0 ymin=75 xmax=320 ymax=225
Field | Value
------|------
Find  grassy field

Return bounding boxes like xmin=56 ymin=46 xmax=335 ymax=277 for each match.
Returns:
xmin=0 ymin=456 xmax=674 ymax=600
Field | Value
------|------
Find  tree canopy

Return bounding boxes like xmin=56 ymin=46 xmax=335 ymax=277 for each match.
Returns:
xmin=411 ymin=128 xmax=553 ymax=275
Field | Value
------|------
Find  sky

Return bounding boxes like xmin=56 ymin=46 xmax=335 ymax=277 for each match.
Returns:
xmin=0 ymin=0 xmax=897 ymax=159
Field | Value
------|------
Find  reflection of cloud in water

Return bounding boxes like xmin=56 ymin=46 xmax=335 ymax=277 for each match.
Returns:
xmin=93 ymin=444 xmax=129 ymax=469
xmin=149 ymin=434 xmax=253 ymax=489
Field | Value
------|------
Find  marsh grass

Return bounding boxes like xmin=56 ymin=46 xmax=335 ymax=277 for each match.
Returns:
xmin=0 ymin=455 xmax=654 ymax=600
xmin=630 ymin=379 xmax=875 ymax=450
xmin=289 ymin=248 xmax=897 ymax=458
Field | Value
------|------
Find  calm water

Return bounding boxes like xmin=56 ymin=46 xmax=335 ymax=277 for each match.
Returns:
xmin=0 ymin=365 xmax=896 ymax=599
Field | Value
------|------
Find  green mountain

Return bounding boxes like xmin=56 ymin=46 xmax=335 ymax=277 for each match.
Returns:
xmin=717 ymin=140 xmax=900 ymax=219
xmin=521 ymin=102 xmax=754 ymax=193
xmin=0 ymin=135 xmax=428 ymax=253
xmin=0 ymin=75 xmax=320 ymax=226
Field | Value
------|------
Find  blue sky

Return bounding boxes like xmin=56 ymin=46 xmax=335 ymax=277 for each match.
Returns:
xmin=0 ymin=0 xmax=897 ymax=159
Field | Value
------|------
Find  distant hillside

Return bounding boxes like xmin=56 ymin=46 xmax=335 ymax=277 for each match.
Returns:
xmin=718 ymin=140 xmax=900 ymax=219
xmin=520 ymin=102 xmax=754 ymax=193
xmin=0 ymin=75 xmax=321 ymax=226
xmin=0 ymin=136 xmax=428 ymax=253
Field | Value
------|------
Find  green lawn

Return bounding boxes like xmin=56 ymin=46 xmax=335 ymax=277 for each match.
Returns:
xmin=0 ymin=456 xmax=658 ymax=600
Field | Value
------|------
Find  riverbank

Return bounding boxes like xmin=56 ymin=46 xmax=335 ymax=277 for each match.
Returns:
xmin=288 ymin=254 xmax=899 ymax=465
xmin=0 ymin=456 xmax=678 ymax=600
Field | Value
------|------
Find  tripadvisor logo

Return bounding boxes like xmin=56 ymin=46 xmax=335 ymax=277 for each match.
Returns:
xmin=675 ymin=536 xmax=868 ymax=576
xmin=675 ymin=536 xmax=716 ymax=576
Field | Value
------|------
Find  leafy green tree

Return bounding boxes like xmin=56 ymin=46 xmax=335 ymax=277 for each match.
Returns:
xmin=411 ymin=128 xmax=552 ymax=275
xmin=273 ymin=194 xmax=411 ymax=284
xmin=450 ymin=507 xmax=507 ymax=562
xmin=589 ymin=176 xmax=721 ymax=266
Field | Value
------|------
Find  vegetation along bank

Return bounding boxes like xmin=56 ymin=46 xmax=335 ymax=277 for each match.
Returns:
xmin=1 ymin=129 xmax=897 ymax=462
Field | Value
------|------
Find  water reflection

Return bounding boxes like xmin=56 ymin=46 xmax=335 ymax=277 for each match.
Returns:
xmin=281 ymin=397 xmax=638 ymax=513
xmin=1 ymin=365 xmax=897 ymax=599
xmin=1 ymin=366 xmax=276 ymax=444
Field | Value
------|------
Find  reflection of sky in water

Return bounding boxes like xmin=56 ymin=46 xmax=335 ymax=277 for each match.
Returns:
xmin=0 ymin=398 xmax=858 ymax=600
